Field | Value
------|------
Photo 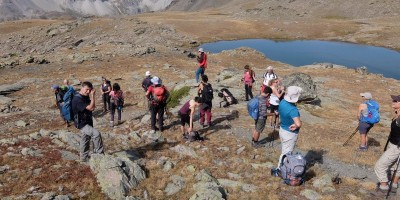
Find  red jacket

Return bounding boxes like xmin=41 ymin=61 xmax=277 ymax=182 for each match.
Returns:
xmin=197 ymin=53 xmax=207 ymax=68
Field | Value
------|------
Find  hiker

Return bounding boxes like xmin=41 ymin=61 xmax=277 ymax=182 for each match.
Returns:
xmin=195 ymin=48 xmax=207 ymax=83
xmin=242 ymin=65 xmax=256 ymax=101
xmin=109 ymin=83 xmax=124 ymax=127
xmin=262 ymin=66 xmax=278 ymax=90
xmin=277 ymin=86 xmax=302 ymax=168
xmin=100 ymin=77 xmax=111 ymax=113
xmin=357 ymin=92 xmax=378 ymax=151
xmin=52 ymin=84 xmax=67 ymax=124
xmin=218 ymin=88 xmax=238 ymax=108
xmin=145 ymin=76 xmax=169 ymax=132
xmin=268 ymin=78 xmax=285 ymax=128
xmin=61 ymin=80 xmax=75 ymax=127
xmin=142 ymin=71 xmax=153 ymax=92
xmin=251 ymin=86 xmax=273 ymax=148
xmin=71 ymin=81 xmax=104 ymax=162
xmin=178 ymin=97 xmax=202 ymax=135
xmin=198 ymin=75 xmax=213 ymax=127
xmin=372 ymin=95 xmax=400 ymax=196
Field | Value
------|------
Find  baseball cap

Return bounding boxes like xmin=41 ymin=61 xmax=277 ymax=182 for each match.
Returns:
xmin=360 ymin=92 xmax=372 ymax=100
xmin=145 ymin=71 xmax=151 ymax=76
xmin=51 ymin=84 xmax=59 ymax=90
xmin=284 ymin=86 xmax=302 ymax=103
xmin=198 ymin=48 xmax=204 ymax=52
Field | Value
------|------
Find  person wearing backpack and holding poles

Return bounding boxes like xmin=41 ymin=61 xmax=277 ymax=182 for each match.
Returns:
xmin=276 ymin=86 xmax=302 ymax=167
xmin=198 ymin=75 xmax=213 ymax=128
xmin=242 ymin=65 xmax=256 ymax=101
xmin=178 ymin=97 xmax=202 ymax=136
xmin=372 ymin=95 xmax=400 ymax=197
xmin=195 ymin=48 xmax=207 ymax=83
xmin=100 ymin=77 xmax=111 ymax=113
xmin=145 ymin=76 xmax=169 ymax=132
xmin=71 ymin=81 xmax=104 ymax=163
xmin=109 ymin=83 xmax=124 ymax=127
xmin=358 ymin=92 xmax=380 ymax=151
xmin=251 ymin=86 xmax=273 ymax=148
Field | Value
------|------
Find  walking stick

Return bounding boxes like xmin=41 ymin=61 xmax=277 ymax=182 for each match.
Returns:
xmin=386 ymin=154 xmax=400 ymax=199
xmin=342 ymin=126 xmax=359 ymax=146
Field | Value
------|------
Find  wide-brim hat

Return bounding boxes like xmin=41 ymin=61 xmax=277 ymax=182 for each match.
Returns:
xmin=284 ymin=86 xmax=302 ymax=103
xmin=145 ymin=71 xmax=151 ymax=76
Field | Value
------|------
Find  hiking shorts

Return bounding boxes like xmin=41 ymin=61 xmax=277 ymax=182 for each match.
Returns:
xmin=179 ymin=112 xmax=190 ymax=126
xmin=358 ymin=121 xmax=374 ymax=134
xmin=255 ymin=118 xmax=267 ymax=133
xmin=269 ymin=104 xmax=279 ymax=114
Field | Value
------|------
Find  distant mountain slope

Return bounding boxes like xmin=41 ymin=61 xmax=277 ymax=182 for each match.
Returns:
xmin=0 ymin=0 xmax=173 ymax=21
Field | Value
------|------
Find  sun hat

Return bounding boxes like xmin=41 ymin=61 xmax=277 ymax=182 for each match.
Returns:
xmin=267 ymin=66 xmax=273 ymax=70
xmin=360 ymin=92 xmax=372 ymax=100
xmin=145 ymin=71 xmax=151 ymax=77
xmin=391 ymin=95 xmax=400 ymax=102
xmin=284 ymin=86 xmax=302 ymax=103
xmin=151 ymin=76 xmax=160 ymax=85
xmin=51 ymin=84 xmax=59 ymax=90
xmin=198 ymin=48 xmax=204 ymax=52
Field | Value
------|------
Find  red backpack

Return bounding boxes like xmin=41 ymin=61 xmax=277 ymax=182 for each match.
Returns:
xmin=152 ymin=85 xmax=169 ymax=104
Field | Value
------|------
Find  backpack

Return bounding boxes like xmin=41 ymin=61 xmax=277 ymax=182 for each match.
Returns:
xmin=183 ymin=131 xmax=204 ymax=142
xmin=152 ymin=85 xmax=168 ymax=104
xmin=247 ymin=97 xmax=259 ymax=120
xmin=201 ymin=83 xmax=214 ymax=103
xmin=361 ymin=100 xmax=380 ymax=124
xmin=278 ymin=153 xmax=307 ymax=186
xmin=113 ymin=91 xmax=124 ymax=107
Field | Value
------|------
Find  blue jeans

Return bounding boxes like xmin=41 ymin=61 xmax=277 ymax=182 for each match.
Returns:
xmin=195 ymin=67 xmax=205 ymax=83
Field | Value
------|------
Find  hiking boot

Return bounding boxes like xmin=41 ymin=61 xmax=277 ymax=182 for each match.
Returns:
xmin=110 ymin=121 xmax=114 ymax=127
xmin=371 ymin=186 xmax=389 ymax=197
xmin=251 ymin=141 xmax=264 ymax=148
xmin=357 ymin=146 xmax=368 ymax=151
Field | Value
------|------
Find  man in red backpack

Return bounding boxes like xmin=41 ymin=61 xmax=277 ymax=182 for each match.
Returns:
xmin=145 ymin=76 xmax=169 ymax=132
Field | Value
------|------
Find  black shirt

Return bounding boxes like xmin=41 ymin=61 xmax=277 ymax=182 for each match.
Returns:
xmin=389 ymin=117 xmax=400 ymax=145
xmin=71 ymin=94 xmax=93 ymax=129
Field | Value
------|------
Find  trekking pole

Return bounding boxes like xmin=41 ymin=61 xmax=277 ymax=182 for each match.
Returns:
xmin=342 ymin=126 xmax=359 ymax=146
xmin=386 ymin=154 xmax=400 ymax=199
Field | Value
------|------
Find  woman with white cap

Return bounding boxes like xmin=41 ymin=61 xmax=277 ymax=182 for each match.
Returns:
xmin=357 ymin=92 xmax=379 ymax=151
xmin=195 ymin=48 xmax=207 ymax=83
xmin=145 ymin=76 xmax=169 ymax=132
xmin=262 ymin=66 xmax=278 ymax=88
xmin=277 ymin=86 xmax=302 ymax=168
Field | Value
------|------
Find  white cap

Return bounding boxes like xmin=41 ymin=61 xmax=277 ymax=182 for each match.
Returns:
xmin=151 ymin=76 xmax=160 ymax=85
xmin=284 ymin=86 xmax=302 ymax=103
xmin=145 ymin=71 xmax=151 ymax=77
xmin=198 ymin=48 xmax=204 ymax=52
xmin=360 ymin=92 xmax=372 ymax=100
xmin=267 ymin=66 xmax=273 ymax=70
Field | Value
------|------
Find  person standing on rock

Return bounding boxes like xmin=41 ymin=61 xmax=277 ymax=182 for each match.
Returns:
xmin=198 ymin=75 xmax=213 ymax=127
xmin=109 ymin=83 xmax=124 ymax=127
xmin=252 ymin=86 xmax=273 ymax=148
xmin=100 ymin=77 xmax=111 ymax=113
xmin=145 ymin=76 xmax=169 ymax=132
xmin=277 ymin=86 xmax=302 ymax=168
xmin=52 ymin=84 xmax=67 ymax=125
xmin=242 ymin=65 xmax=256 ymax=101
xmin=61 ymin=79 xmax=75 ymax=127
xmin=71 ymin=81 xmax=104 ymax=162
xmin=262 ymin=66 xmax=277 ymax=92
xmin=372 ymin=95 xmax=400 ymax=196
xmin=357 ymin=92 xmax=378 ymax=151
xmin=195 ymin=48 xmax=207 ymax=83
xmin=178 ymin=97 xmax=202 ymax=135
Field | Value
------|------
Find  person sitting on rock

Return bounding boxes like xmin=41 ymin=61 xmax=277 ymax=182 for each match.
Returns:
xmin=178 ymin=97 xmax=202 ymax=136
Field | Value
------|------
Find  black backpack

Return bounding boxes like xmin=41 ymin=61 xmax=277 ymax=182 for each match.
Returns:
xmin=201 ymin=83 xmax=213 ymax=103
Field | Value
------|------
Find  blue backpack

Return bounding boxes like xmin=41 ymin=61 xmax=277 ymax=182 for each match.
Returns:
xmin=361 ymin=100 xmax=380 ymax=124
xmin=247 ymin=97 xmax=259 ymax=120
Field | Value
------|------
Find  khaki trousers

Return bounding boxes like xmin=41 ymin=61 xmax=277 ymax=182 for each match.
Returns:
xmin=375 ymin=142 xmax=400 ymax=183
xmin=277 ymin=128 xmax=298 ymax=168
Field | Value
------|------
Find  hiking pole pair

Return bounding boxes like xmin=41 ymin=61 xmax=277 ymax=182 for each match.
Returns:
xmin=386 ymin=154 xmax=400 ymax=199
xmin=342 ymin=126 xmax=359 ymax=146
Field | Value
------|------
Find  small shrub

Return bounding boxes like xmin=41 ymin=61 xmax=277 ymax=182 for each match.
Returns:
xmin=223 ymin=75 xmax=232 ymax=80
xmin=167 ymin=86 xmax=190 ymax=108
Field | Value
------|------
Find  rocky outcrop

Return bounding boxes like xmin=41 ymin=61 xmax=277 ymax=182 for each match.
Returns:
xmin=89 ymin=153 xmax=146 ymax=200
xmin=190 ymin=169 xmax=226 ymax=200
xmin=281 ymin=73 xmax=318 ymax=103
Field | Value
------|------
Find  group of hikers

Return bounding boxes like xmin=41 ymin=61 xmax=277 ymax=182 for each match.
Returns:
xmin=50 ymin=47 xmax=400 ymax=197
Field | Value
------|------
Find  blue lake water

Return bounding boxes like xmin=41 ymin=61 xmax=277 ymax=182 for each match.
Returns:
xmin=200 ymin=39 xmax=400 ymax=80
